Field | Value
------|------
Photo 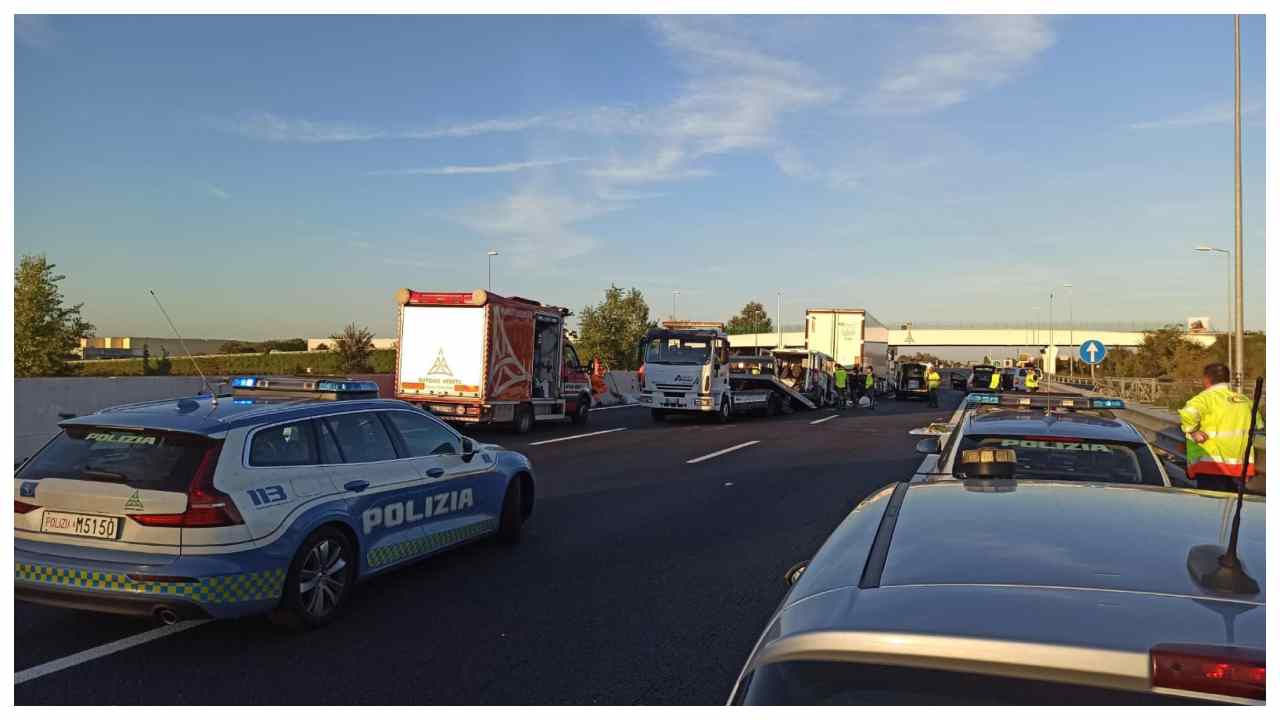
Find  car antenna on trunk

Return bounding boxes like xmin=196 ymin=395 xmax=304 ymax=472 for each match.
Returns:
xmin=1187 ymin=374 xmax=1263 ymax=595
xmin=148 ymin=289 xmax=217 ymax=407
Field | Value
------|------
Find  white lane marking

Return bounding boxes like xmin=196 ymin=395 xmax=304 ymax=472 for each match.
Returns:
xmin=15 ymin=619 xmax=213 ymax=685
xmin=686 ymin=440 xmax=759 ymax=465
xmin=810 ymin=414 xmax=840 ymax=425
xmin=590 ymin=403 xmax=638 ymax=412
xmin=527 ymin=427 xmax=627 ymax=446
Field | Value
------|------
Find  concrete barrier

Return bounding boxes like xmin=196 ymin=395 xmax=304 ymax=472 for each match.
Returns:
xmin=14 ymin=376 xmax=221 ymax=460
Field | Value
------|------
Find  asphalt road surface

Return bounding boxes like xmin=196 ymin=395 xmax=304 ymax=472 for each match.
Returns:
xmin=16 ymin=385 xmax=966 ymax=705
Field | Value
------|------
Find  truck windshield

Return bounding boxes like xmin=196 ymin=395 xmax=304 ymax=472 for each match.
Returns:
xmin=645 ymin=338 xmax=711 ymax=365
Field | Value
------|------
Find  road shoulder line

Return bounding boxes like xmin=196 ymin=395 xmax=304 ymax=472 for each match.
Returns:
xmin=528 ymin=427 xmax=627 ymax=446
xmin=686 ymin=440 xmax=760 ymax=464
xmin=15 ymin=619 xmax=212 ymax=686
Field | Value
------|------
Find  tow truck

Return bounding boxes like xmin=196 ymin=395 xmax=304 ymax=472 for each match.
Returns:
xmin=638 ymin=322 xmax=817 ymax=422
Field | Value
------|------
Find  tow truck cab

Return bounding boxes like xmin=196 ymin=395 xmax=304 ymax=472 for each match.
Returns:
xmin=637 ymin=322 xmax=732 ymax=417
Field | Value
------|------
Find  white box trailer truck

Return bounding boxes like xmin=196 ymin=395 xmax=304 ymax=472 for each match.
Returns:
xmin=805 ymin=308 xmax=889 ymax=374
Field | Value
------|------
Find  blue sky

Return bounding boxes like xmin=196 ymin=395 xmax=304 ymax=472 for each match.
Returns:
xmin=15 ymin=14 xmax=1267 ymax=339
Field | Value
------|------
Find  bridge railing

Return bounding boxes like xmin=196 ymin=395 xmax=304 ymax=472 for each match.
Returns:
xmin=1054 ymin=375 xmax=1202 ymax=409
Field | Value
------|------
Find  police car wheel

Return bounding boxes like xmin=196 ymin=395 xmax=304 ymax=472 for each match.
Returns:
xmin=571 ymin=395 xmax=590 ymax=425
xmin=497 ymin=477 xmax=525 ymax=544
xmin=281 ymin=528 xmax=354 ymax=628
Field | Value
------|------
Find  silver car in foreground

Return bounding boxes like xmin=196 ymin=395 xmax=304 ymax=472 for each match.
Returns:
xmin=730 ymin=476 xmax=1265 ymax=704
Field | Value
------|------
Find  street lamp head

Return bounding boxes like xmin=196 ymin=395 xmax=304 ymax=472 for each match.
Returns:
xmin=487 ymin=250 xmax=500 ymax=256
xmin=1062 ymin=282 xmax=1073 ymax=289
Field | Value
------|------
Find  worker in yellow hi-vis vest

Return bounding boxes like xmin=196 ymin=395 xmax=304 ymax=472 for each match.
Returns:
xmin=926 ymin=366 xmax=942 ymax=407
xmin=1178 ymin=363 xmax=1263 ymax=492
xmin=1024 ymin=368 xmax=1039 ymax=394
xmin=833 ymin=364 xmax=848 ymax=409
xmin=989 ymin=368 xmax=1001 ymax=392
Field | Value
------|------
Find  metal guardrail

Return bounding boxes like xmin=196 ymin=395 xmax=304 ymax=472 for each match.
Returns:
xmin=1054 ymin=375 xmax=1201 ymax=408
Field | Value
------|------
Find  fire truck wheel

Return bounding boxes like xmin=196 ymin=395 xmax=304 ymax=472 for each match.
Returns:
xmin=512 ymin=404 xmax=534 ymax=434
xmin=571 ymin=394 xmax=591 ymax=425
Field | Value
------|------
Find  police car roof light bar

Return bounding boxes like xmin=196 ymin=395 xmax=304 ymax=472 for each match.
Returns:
xmin=963 ymin=393 xmax=1124 ymax=410
xmin=229 ymin=376 xmax=380 ymax=398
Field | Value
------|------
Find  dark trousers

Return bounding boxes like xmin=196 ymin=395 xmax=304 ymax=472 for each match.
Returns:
xmin=1193 ymin=474 xmax=1241 ymax=492
xmin=927 ymin=387 xmax=939 ymax=407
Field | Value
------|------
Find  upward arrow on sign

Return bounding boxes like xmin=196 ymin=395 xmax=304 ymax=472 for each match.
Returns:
xmin=1085 ymin=342 xmax=1099 ymax=363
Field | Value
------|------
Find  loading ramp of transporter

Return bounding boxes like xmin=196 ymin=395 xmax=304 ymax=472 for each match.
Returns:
xmin=728 ymin=356 xmax=817 ymax=411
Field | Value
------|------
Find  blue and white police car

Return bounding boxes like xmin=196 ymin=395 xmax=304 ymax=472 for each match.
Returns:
xmin=15 ymin=377 xmax=535 ymax=628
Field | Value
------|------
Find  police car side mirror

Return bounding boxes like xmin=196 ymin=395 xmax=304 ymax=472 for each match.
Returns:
xmin=460 ymin=437 xmax=476 ymax=462
xmin=784 ymin=560 xmax=808 ymax=587
xmin=915 ymin=437 xmax=940 ymax=454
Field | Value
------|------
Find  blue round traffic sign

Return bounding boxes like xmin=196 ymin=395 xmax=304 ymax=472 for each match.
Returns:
xmin=1079 ymin=339 xmax=1107 ymax=365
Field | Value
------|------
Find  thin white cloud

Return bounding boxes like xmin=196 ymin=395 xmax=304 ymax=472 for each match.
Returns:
xmin=861 ymin=16 xmax=1055 ymax=115
xmin=368 ymin=158 xmax=577 ymax=176
xmin=205 ymin=183 xmax=230 ymax=200
xmin=402 ymin=116 xmax=548 ymax=139
xmin=231 ymin=112 xmax=384 ymax=143
xmin=1129 ymin=100 xmax=1261 ymax=129
xmin=15 ymin=15 xmax=61 ymax=50
xmin=454 ymin=189 xmax=620 ymax=261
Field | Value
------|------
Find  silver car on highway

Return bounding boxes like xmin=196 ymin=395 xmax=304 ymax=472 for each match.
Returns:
xmin=729 ymin=472 xmax=1265 ymax=704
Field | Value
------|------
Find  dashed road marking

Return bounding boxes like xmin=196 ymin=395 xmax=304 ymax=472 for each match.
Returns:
xmin=528 ymin=427 xmax=627 ymax=446
xmin=15 ymin=619 xmax=213 ymax=686
xmin=590 ymin=403 xmax=638 ymax=412
xmin=686 ymin=441 xmax=759 ymax=465
xmin=810 ymin=414 xmax=840 ymax=425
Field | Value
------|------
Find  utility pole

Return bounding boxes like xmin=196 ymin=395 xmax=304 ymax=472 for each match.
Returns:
xmin=671 ymin=290 xmax=679 ymax=321
xmin=1064 ymin=283 xmax=1074 ymax=376
xmin=1048 ymin=291 xmax=1055 ymax=380
xmin=1232 ymin=15 xmax=1245 ymax=389
xmin=776 ymin=292 xmax=783 ymax=349
xmin=486 ymin=250 xmax=499 ymax=290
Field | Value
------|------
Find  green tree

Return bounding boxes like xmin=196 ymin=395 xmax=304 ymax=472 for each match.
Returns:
xmin=576 ymin=285 xmax=654 ymax=370
xmin=15 ymin=254 xmax=95 ymax=377
xmin=219 ymin=340 xmax=259 ymax=354
xmin=331 ymin=322 xmax=375 ymax=373
xmin=725 ymin=301 xmax=774 ymax=335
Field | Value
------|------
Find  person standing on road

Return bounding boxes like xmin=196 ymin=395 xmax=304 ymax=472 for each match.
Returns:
xmin=864 ymin=368 xmax=877 ymax=409
xmin=1025 ymin=368 xmax=1039 ymax=394
xmin=833 ymin=364 xmax=848 ymax=409
xmin=926 ymin=366 xmax=942 ymax=407
xmin=989 ymin=367 xmax=1002 ymax=392
xmin=1178 ymin=363 xmax=1263 ymax=492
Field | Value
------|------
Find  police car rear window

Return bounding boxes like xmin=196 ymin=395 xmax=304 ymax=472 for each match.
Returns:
xmin=17 ymin=427 xmax=214 ymax=492
xmin=956 ymin=435 xmax=1162 ymax=486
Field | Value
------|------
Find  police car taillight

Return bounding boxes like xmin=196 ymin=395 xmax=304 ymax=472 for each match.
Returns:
xmin=130 ymin=441 xmax=244 ymax=528
xmin=1151 ymin=644 xmax=1264 ymax=701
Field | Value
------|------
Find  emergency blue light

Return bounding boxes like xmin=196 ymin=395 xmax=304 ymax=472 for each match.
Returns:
xmin=967 ymin=394 xmax=1001 ymax=405
xmin=1090 ymin=398 xmax=1125 ymax=409
xmin=316 ymin=380 xmax=379 ymax=393
xmin=231 ymin=377 xmax=257 ymax=388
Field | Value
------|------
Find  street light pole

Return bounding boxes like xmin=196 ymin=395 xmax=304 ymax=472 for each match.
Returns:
xmin=1063 ymin=283 xmax=1074 ymax=376
xmin=1048 ymin=292 xmax=1055 ymax=380
xmin=776 ymin=292 xmax=783 ymax=350
xmin=1232 ymin=15 xmax=1245 ymax=389
xmin=1196 ymin=246 xmax=1234 ymax=377
xmin=486 ymin=250 xmax=499 ymax=290
xmin=672 ymin=290 xmax=679 ymax=321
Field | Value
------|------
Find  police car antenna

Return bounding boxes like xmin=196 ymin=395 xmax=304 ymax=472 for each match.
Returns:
xmin=147 ymin=290 xmax=217 ymax=406
xmin=1186 ymin=374 xmax=1263 ymax=595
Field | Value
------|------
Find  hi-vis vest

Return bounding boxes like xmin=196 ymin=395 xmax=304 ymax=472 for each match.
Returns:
xmin=1178 ymin=383 xmax=1263 ymax=478
xmin=926 ymin=371 xmax=941 ymax=390
xmin=989 ymin=372 xmax=1001 ymax=390
xmin=1025 ymin=372 xmax=1038 ymax=389
xmin=865 ymin=373 xmax=875 ymax=390
xmin=834 ymin=367 xmax=848 ymax=389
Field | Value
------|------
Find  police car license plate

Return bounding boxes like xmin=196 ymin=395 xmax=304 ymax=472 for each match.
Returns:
xmin=908 ymin=380 xmax=920 ymax=389
xmin=42 ymin=511 xmax=121 ymax=540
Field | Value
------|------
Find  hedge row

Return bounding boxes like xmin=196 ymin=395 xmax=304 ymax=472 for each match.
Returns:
xmin=69 ymin=349 xmax=398 ymax=377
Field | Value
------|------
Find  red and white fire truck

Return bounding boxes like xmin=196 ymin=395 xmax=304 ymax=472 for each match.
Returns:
xmin=394 ymin=288 xmax=593 ymax=433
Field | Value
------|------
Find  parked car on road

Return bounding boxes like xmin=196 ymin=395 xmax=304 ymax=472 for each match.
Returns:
xmin=15 ymin=376 xmax=535 ymax=628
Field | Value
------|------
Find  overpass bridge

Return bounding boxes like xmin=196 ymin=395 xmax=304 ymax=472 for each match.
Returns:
xmin=728 ymin=327 xmax=1216 ymax=352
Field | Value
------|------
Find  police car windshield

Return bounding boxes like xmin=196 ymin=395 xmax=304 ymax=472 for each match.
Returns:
xmin=956 ymin=435 xmax=1162 ymax=486
xmin=645 ymin=337 xmax=711 ymax=365
xmin=17 ymin=426 xmax=214 ymax=492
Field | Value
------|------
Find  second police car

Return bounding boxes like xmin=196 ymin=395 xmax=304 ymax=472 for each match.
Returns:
xmin=15 ymin=377 xmax=535 ymax=628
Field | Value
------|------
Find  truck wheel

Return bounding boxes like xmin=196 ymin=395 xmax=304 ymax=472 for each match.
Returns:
xmin=650 ymin=409 xmax=667 ymax=422
xmin=571 ymin=395 xmax=591 ymax=425
xmin=512 ymin=404 xmax=534 ymax=434
xmin=716 ymin=398 xmax=732 ymax=423
xmin=767 ymin=392 xmax=781 ymax=417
